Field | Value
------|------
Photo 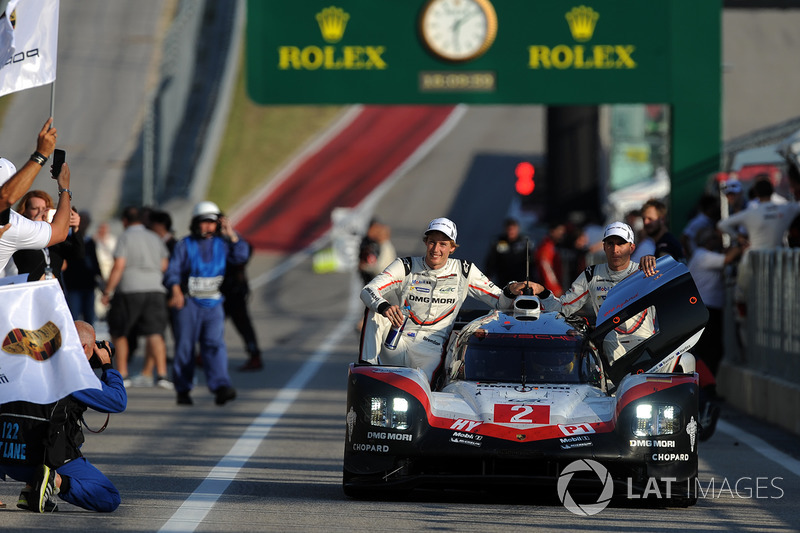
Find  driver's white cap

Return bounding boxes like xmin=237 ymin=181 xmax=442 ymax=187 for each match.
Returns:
xmin=424 ymin=217 xmax=457 ymax=243
xmin=603 ymin=221 xmax=635 ymax=243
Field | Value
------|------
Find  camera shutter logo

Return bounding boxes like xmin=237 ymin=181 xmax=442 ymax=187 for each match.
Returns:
xmin=557 ymin=459 xmax=614 ymax=516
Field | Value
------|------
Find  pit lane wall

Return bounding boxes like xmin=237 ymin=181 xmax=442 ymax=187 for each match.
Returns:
xmin=718 ymin=249 xmax=800 ymax=436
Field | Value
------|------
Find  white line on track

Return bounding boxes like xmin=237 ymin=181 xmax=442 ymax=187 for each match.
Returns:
xmin=717 ymin=420 xmax=800 ymax=477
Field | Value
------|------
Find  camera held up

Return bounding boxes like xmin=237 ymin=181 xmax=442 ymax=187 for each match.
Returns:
xmin=90 ymin=340 xmax=115 ymax=369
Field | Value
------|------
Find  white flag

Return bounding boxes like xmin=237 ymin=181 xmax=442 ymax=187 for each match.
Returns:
xmin=0 ymin=0 xmax=58 ymax=97
xmin=0 ymin=1 xmax=17 ymax=68
xmin=0 ymin=279 xmax=101 ymax=405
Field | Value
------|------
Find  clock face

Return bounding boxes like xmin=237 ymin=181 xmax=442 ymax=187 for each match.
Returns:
xmin=419 ymin=0 xmax=498 ymax=63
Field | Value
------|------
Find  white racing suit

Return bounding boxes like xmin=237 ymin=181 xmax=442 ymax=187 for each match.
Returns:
xmin=540 ymin=261 xmax=656 ymax=363
xmin=360 ymin=256 xmax=516 ymax=381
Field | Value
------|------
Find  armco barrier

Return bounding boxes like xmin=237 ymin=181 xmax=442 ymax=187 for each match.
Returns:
xmin=717 ymin=248 xmax=800 ymax=435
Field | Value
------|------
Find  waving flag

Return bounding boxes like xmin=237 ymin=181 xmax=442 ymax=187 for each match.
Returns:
xmin=0 ymin=279 xmax=100 ymax=404
xmin=0 ymin=0 xmax=59 ymax=97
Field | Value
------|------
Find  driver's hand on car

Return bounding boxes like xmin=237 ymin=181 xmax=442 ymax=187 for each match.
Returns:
xmin=507 ymin=281 xmax=536 ymax=296
xmin=638 ymin=255 xmax=658 ymax=277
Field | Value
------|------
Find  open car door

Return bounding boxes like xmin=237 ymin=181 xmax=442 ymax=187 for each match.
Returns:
xmin=590 ymin=255 xmax=709 ymax=384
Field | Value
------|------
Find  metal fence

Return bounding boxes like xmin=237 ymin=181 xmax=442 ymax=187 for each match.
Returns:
xmin=740 ymin=249 xmax=800 ymax=384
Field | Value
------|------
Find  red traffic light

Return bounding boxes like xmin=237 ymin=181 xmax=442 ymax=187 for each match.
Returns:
xmin=515 ymin=162 xmax=535 ymax=195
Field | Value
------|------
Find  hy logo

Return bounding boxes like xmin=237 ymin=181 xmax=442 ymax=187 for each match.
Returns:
xmin=316 ymin=6 xmax=349 ymax=43
xmin=557 ymin=459 xmax=614 ymax=516
xmin=565 ymin=5 xmax=599 ymax=42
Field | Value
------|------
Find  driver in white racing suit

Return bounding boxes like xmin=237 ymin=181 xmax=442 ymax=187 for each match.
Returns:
xmin=360 ymin=217 xmax=538 ymax=382
xmin=530 ymin=221 xmax=657 ymax=362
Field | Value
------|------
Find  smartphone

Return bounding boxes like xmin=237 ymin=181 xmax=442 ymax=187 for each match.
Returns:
xmin=0 ymin=208 xmax=8 ymax=225
xmin=52 ymin=149 xmax=65 ymax=178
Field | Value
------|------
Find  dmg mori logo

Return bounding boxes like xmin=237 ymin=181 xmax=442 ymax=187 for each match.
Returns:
xmin=278 ymin=6 xmax=387 ymax=71
xmin=565 ymin=5 xmax=599 ymax=42
xmin=316 ymin=6 xmax=349 ymax=43
xmin=528 ymin=5 xmax=636 ymax=70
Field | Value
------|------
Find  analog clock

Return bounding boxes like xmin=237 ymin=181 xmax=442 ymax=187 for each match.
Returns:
xmin=419 ymin=0 xmax=498 ymax=63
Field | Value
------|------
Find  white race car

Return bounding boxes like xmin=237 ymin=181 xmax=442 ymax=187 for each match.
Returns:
xmin=344 ymin=256 xmax=707 ymax=506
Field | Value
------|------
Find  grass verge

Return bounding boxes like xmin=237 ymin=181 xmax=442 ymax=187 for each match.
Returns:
xmin=208 ymin=48 xmax=342 ymax=212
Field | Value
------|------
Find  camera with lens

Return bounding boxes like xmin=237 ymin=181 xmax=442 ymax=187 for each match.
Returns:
xmin=90 ymin=340 xmax=115 ymax=369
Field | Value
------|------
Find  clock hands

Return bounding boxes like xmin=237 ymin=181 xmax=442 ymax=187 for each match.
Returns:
xmin=450 ymin=7 xmax=478 ymax=52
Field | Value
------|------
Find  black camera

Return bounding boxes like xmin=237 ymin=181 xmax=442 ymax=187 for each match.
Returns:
xmin=90 ymin=340 xmax=115 ymax=369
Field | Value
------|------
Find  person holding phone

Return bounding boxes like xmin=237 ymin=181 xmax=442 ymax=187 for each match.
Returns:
xmin=0 ymin=117 xmax=68 ymax=270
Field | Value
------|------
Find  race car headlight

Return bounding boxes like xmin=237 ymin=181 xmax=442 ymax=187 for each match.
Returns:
xmin=367 ymin=396 xmax=411 ymax=430
xmin=369 ymin=397 xmax=388 ymax=427
xmin=632 ymin=403 xmax=681 ymax=436
xmin=392 ymin=398 xmax=409 ymax=430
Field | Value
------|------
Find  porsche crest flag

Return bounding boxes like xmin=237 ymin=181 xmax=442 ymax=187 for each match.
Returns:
xmin=0 ymin=279 xmax=100 ymax=404
xmin=0 ymin=0 xmax=59 ymax=97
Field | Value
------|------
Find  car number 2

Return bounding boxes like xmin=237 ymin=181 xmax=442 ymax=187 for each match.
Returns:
xmin=494 ymin=404 xmax=549 ymax=424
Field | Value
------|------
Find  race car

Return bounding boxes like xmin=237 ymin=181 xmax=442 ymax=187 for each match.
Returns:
xmin=343 ymin=256 xmax=708 ymax=506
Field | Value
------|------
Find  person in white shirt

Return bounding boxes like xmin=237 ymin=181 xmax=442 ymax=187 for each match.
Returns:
xmin=717 ymin=178 xmax=800 ymax=303
xmin=0 ymin=118 xmax=70 ymax=271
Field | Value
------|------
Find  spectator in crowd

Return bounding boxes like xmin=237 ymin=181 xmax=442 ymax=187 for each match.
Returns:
xmin=529 ymin=222 xmax=657 ymax=363
xmin=717 ymin=178 xmax=800 ymax=306
xmin=641 ymin=198 xmax=685 ymax=261
xmin=689 ymin=228 xmax=742 ymax=378
xmin=721 ymin=179 xmax=746 ymax=218
xmin=146 ymin=209 xmax=177 ymax=255
xmin=92 ymin=221 xmax=117 ymax=320
xmin=687 ymin=228 xmax=742 ymax=441
xmin=744 ymin=173 xmax=789 ymax=208
xmin=0 ymin=118 xmax=68 ymax=270
xmin=165 ymin=201 xmax=249 ymax=405
xmin=357 ymin=218 xmax=396 ymax=285
xmin=360 ymin=217 xmax=536 ymax=384
xmin=626 ymin=209 xmax=655 ymax=262
xmin=93 ymin=221 xmax=117 ymax=280
xmin=101 ymin=207 xmax=171 ymax=389
xmin=63 ymin=210 xmax=103 ymax=325
xmin=0 ymin=321 xmax=126 ymax=513
xmin=681 ymin=194 xmax=719 ymax=259
xmin=11 ymin=190 xmax=84 ymax=290
xmin=534 ymin=220 xmax=566 ymax=296
xmin=221 ymin=237 xmax=264 ymax=372
xmin=484 ymin=217 xmax=532 ymax=286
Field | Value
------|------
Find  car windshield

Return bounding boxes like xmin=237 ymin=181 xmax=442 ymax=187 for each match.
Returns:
xmin=462 ymin=333 xmax=586 ymax=384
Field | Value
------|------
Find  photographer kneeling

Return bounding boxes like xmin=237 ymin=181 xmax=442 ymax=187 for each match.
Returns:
xmin=0 ymin=320 xmax=127 ymax=513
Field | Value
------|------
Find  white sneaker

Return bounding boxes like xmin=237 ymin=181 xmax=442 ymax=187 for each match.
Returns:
xmin=156 ymin=377 xmax=174 ymax=390
xmin=130 ymin=374 xmax=154 ymax=387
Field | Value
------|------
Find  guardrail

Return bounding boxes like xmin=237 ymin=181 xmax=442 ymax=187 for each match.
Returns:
xmin=719 ymin=248 xmax=800 ymax=435
xmin=743 ymin=249 xmax=800 ymax=383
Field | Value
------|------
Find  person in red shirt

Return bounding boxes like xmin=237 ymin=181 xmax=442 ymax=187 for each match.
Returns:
xmin=534 ymin=220 xmax=566 ymax=296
